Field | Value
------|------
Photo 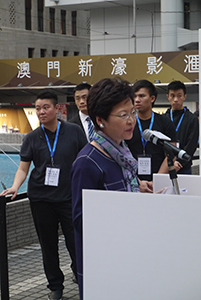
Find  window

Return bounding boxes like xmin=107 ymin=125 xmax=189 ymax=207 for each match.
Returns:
xmin=38 ymin=0 xmax=43 ymax=32
xmin=71 ymin=11 xmax=77 ymax=36
xmin=87 ymin=44 xmax=90 ymax=55
xmin=61 ymin=10 xmax=66 ymax=34
xmin=25 ymin=0 xmax=31 ymax=30
xmin=9 ymin=2 xmax=16 ymax=25
xmin=52 ymin=50 xmax=58 ymax=57
xmin=86 ymin=16 xmax=90 ymax=35
xmin=184 ymin=2 xmax=190 ymax=29
xmin=63 ymin=50 xmax=69 ymax=56
xmin=74 ymin=51 xmax=79 ymax=56
xmin=40 ymin=49 xmax=46 ymax=57
xmin=50 ymin=8 xmax=55 ymax=33
xmin=28 ymin=48 xmax=34 ymax=58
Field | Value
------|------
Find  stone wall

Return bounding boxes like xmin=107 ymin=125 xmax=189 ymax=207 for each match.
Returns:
xmin=6 ymin=198 xmax=62 ymax=251
xmin=6 ymin=199 xmax=38 ymax=251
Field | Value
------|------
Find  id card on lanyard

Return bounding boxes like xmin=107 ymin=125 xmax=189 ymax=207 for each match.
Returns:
xmin=137 ymin=112 xmax=154 ymax=175
xmin=170 ymin=108 xmax=186 ymax=148
xmin=41 ymin=121 xmax=61 ymax=187
xmin=138 ymin=154 xmax=151 ymax=175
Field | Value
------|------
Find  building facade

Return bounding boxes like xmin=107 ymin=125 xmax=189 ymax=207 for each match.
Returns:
xmin=0 ymin=0 xmax=200 ymax=133
xmin=0 ymin=0 xmax=90 ymax=59
xmin=45 ymin=0 xmax=201 ymax=55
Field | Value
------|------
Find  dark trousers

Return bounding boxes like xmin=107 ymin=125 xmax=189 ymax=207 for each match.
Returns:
xmin=30 ymin=201 xmax=77 ymax=291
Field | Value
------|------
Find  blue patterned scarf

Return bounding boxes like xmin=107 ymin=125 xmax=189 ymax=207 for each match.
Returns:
xmin=93 ymin=131 xmax=140 ymax=192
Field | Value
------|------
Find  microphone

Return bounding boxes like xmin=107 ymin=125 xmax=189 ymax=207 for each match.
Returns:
xmin=142 ymin=129 xmax=191 ymax=162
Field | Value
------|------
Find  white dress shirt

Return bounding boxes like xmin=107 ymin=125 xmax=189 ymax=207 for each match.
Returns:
xmin=79 ymin=111 xmax=93 ymax=142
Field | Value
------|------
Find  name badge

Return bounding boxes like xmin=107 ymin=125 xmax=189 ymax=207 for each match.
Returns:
xmin=45 ymin=165 xmax=60 ymax=186
xmin=138 ymin=155 xmax=151 ymax=175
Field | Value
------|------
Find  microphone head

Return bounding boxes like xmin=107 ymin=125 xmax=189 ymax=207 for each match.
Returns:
xmin=142 ymin=129 xmax=152 ymax=141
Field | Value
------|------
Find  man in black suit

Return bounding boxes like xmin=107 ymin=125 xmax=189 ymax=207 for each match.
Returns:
xmin=68 ymin=83 xmax=94 ymax=142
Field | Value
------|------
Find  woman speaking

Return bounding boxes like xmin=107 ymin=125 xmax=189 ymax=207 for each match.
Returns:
xmin=71 ymin=78 xmax=153 ymax=300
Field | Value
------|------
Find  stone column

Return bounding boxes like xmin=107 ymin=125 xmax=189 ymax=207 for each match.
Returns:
xmin=161 ymin=0 xmax=183 ymax=51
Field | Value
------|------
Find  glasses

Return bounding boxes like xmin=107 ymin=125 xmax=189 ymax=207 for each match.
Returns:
xmin=110 ymin=110 xmax=137 ymax=120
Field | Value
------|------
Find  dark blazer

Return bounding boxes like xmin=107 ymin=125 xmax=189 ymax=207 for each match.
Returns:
xmin=68 ymin=114 xmax=85 ymax=133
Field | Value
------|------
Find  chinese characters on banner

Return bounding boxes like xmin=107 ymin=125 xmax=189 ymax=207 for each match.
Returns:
xmin=16 ymin=53 xmax=199 ymax=81
xmin=78 ymin=58 xmax=93 ymax=77
xmin=146 ymin=56 xmax=163 ymax=75
xmin=111 ymin=57 xmax=127 ymax=76
xmin=47 ymin=61 xmax=60 ymax=78
xmin=184 ymin=54 xmax=199 ymax=73
xmin=17 ymin=62 xmax=31 ymax=78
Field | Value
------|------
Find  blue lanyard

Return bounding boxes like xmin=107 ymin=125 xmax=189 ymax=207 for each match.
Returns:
xmin=137 ymin=111 xmax=154 ymax=151
xmin=41 ymin=121 xmax=60 ymax=166
xmin=170 ymin=108 xmax=186 ymax=132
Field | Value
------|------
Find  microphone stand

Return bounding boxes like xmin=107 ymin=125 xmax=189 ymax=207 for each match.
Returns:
xmin=164 ymin=146 xmax=180 ymax=195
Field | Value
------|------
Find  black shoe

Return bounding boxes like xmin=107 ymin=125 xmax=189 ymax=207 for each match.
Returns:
xmin=48 ymin=289 xmax=63 ymax=300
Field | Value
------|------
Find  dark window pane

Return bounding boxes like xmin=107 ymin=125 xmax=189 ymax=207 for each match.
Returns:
xmin=25 ymin=0 xmax=31 ymax=30
xmin=63 ymin=50 xmax=68 ymax=56
xmin=28 ymin=48 xmax=34 ymax=58
xmin=38 ymin=0 xmax=43 ymax=11
xmin=61 ymin=10 xmax=66 ymax=34
xmin=38 ymin=0 xmax=43 ymax=31
xmin=40 ymin=49 xmax=46 ymax=57
xmin=184 ymin=2 xmax=190 ymax=29
xmin=50 ymin=8 xmax=55 ymax=33
xmin=72 ymin=11 xmax=77 ymax=36
xmin=52 ymin=50 xmax=58 ymax=57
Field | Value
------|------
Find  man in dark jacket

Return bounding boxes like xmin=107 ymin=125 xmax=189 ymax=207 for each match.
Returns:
xmin=165 ymin=80 xmax=199 ymax=174
xmin=68 ymin=82 xmax=95 ymax=142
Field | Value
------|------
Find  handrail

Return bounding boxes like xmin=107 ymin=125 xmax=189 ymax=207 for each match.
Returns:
xmin=0 ymin=192 xmax=27 ymax=300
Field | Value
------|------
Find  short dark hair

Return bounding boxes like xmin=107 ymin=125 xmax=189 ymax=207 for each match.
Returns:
xmin=73 ymin=82 xmax=91 ymax=95
xmin=36 ymin=90 xmax=58 ymax=106
xmin=133 ymin=79 xmax=158 ymax=107
xmin=87 ymin=78 xmax=134 ymax=130
xmin=167 ymin=81 xmax=186 ymax=95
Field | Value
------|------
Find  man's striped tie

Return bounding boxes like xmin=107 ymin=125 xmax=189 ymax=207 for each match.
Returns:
xmin=86 ymin=116 xmax=95 ymax=142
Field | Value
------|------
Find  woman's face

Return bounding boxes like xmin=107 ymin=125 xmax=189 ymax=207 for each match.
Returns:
xmin=97 ymin=98 xmax=136 ymax=145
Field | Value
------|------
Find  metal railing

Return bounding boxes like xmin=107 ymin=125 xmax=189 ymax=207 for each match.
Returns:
xmin=0 ymin=192 xmax=27 ymax=300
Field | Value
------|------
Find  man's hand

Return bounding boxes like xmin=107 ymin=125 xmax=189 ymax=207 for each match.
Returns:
xmin=139 ymin=180 xmax=153 ymax=193
xmin=174 ymin=161 xmax=183 ymax=172
xmin=0 ymin=186 xmax=18 ymax=200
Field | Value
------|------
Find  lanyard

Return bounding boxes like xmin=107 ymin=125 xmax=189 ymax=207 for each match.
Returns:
xmin=136 ymin=111 xmax=154 ymax=152
xmin=41 ymin=121 xmax=60 ymax=166
xmin=170 ymin=107 xmax=186 ymax=132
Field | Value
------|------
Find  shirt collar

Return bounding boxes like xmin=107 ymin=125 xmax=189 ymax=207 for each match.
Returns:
xmin=79 ymin=111 xmax=89 ymax=123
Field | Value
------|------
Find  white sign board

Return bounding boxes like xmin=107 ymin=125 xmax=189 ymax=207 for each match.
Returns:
xmin=83 ymin=190 xmax=201 ymax=300
xmin=153 ymin=173 xmax=201 ymax=195
xmin=199 ymin=28 xmax=201 ymax=174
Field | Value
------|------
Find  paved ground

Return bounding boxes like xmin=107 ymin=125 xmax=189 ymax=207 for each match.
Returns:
xmin=6 ymin=235 xmax=79 ymax=300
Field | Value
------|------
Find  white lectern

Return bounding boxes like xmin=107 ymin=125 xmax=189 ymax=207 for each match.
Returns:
xmin=83 ymin=190 xmax=201 ymax=300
